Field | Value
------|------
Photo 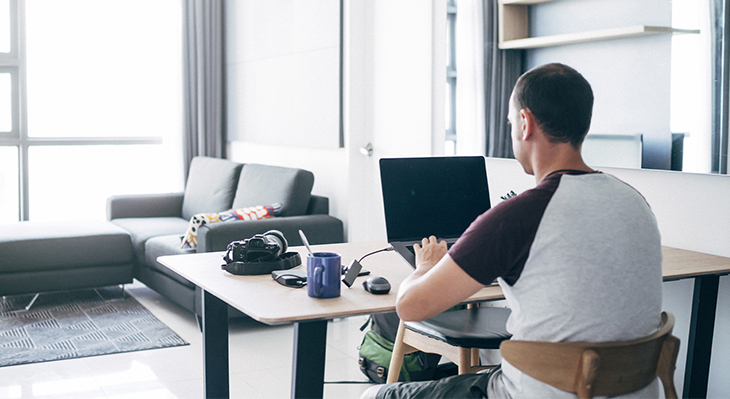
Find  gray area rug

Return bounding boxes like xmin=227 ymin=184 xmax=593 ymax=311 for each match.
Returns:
xmin=0 ymin=287 xmax=188 ymax=367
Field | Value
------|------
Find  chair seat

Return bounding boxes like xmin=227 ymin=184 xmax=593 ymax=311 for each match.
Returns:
xmin=405 ymin=306 xmax=512 ymax=349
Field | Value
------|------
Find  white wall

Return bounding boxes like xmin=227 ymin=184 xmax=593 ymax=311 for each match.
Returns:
xmin=226 ymin=0 xmax=444 ymax=242
xmin=225 ymin=0 xmax=341 ymax=148
xmin=225 ymin=0 xmax=350 ymax=237
xmin=526 ymin=0 xmax=673 ymax=170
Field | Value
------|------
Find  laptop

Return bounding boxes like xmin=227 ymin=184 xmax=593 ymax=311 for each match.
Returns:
xmin=380 ymin=156 xmax=491 ymax=268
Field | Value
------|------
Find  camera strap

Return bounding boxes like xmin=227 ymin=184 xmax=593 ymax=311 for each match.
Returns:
xmin=222 ymin=252 xmax=302 ymax=275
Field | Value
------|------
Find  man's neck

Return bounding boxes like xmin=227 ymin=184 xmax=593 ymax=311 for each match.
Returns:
xmin=530 ymin=145 xmax=593 ymax=184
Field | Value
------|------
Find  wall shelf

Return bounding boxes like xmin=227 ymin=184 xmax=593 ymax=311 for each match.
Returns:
xmin=498 ymin=0 xmax=700 ymax=50
xmin=500 ymin=25 xmax=700 ymax=50
xmin=501 ymin=0 xmax=554 ymax=4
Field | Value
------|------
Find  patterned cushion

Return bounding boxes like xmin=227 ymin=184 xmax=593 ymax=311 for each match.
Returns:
xmin=181 ymin=203 xmax=282 ymax=249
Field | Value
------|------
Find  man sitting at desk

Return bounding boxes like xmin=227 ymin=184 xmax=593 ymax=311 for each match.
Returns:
xmin=362 ymin=63 xmax=663 ymax=399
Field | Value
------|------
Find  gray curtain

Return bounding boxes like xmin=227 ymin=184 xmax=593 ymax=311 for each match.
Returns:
xmin=182 ymin=0 xmax=225 ymax=179
xmin=711 ymin=0 xmax=728 ymax=174
xmin=483 ymin=0 xmax=523 ymax=159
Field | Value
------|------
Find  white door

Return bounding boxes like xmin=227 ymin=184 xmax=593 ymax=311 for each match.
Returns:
xmin=344 ymin=0 xmax=446 ymax=242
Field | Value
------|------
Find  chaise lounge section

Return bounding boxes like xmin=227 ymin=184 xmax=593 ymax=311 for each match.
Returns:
xmin=0 ymin=221 xmax=134 ymax=297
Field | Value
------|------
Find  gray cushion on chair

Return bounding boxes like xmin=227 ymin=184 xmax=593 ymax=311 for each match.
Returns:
xmin=182 ymin=157 xmax=244 ymax=220
xmin=231 ymin=164 xmax=314 ymax=217
xmin=405 ymin=307 xmax=512 ymax=348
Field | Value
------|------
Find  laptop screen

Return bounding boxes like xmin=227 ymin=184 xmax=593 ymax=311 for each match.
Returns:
xmin=380 ymin=156 xmax=491 ymax=242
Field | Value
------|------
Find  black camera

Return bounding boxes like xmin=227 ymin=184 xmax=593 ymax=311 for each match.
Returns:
xmin=223 ymin=230 xmax=287 ymax=263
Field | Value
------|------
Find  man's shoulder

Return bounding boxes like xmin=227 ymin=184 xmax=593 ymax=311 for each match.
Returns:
xmin=490 ymin=176 xmax=562 ymax=217
xmin=554 ymin=172 xmax=652 ymax=208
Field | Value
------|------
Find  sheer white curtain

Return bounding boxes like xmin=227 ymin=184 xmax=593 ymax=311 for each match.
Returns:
xmin=455 ymin=0 xmax=486 ymax=156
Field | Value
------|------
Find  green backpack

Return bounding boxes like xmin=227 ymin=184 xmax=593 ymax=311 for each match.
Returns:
xmin=357 ymin=313 xmax=441 ymax=383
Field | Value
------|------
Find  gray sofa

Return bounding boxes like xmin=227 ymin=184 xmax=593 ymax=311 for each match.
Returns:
xmin=107 ymin=156 xmax=344 ymax=317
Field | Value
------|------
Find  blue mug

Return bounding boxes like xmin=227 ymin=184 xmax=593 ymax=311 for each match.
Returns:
xmin=307 ymin=252 xmax=341 ymax=299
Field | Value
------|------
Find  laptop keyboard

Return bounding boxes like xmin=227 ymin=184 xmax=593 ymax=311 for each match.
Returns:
xmin=406 ymin=242 xmax=454 ymax=255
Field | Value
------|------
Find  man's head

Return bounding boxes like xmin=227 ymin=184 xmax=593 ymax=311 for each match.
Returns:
xmin=511 ymin=63 xmax=594 ymax=148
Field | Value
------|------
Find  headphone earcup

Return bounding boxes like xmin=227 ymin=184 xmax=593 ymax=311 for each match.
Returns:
xmin=263 ymin=230 xmax=287 ymax=258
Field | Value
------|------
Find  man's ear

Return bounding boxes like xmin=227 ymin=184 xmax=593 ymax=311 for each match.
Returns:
xmin=519 ymin=108 xmax=536 ymax=140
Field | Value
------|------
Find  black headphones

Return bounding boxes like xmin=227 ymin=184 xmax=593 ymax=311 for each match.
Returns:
xmin=222 ymin=230 xmax=300 ymax=275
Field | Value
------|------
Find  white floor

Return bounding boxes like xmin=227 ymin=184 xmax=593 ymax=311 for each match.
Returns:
xmin=0 ymin=281 xmax=376 ymax=399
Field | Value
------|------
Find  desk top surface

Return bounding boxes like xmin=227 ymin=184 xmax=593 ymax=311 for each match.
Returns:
xmin=661 ymin=246 xmax=730 ymax=280
xmin=159 ymin=241 xmax=503 ymax=324
xmin=158 ymin=242 xmax=730 ymax=325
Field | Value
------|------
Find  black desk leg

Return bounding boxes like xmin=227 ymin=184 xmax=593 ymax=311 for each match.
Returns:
xmin=683 ymin=275 xmax=719 ymax=399
xmin=291 ymin=320 xmax=328 ymax=399
xmin=202 ymin=290 xmax=230 ymax=399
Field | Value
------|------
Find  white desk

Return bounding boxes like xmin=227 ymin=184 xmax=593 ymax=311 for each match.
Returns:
xmin=159 ymin=241 xmax=502 ymax=399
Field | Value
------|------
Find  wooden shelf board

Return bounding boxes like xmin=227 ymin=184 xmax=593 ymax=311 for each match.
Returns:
xmin=499 ymin=25 xmax=700 ymax=50
xmin=501 ymin=0 xmax=555 ymax=4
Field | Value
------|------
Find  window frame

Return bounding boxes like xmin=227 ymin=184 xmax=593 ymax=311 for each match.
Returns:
xmin=0 ymin=0 xmax=18 ymax=60
xmin=0 ymin=66 xmax=19 ymax=138
xmin=0 ymin=0 xmax=19 ymax=139
xmin=0 ymin=0 xmax=164 ymax=221
xmin=446 ymin=0 xmax=457 ymax=150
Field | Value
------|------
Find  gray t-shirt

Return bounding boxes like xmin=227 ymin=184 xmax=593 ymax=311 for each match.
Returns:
xmin=449 ymin=171 xmax=663 ymax=398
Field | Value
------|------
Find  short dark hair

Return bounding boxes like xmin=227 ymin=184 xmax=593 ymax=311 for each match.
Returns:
xmin=512 ymin=63 xmax=594 ymax=147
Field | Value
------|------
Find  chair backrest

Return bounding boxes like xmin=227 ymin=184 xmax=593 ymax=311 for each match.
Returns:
xmin=500 ymin=312 xmax=680 ymax=399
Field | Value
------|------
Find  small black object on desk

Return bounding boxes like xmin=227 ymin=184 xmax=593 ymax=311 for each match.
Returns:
xmin=363 ymin=276 xmax=391 ymax=295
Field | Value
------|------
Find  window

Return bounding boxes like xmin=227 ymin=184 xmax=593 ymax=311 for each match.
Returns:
xmin=670 ymin=0 xmax=714 ymax=173
xmin=446 ymin=0 xmax=457 ymax=155
xmin=0 ymin=0 xmax=184 ymax=222
xmin=0 ymin=0 xmax=11 ymax=54
xmin=0 ymin=146 xmax=18 ymax=222
xmin=0 ymin=72 xmax=11 ymax=132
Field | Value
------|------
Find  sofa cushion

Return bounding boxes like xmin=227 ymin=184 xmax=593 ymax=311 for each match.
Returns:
xmin=231 ymin=164 xmax=314 ymax=217
xmin=0 ymin=221 xmax=133 ymax=273
xmin=182 ymin=157 xmax=244 ymax=220
xmin=111 ymin=217 xmax=190 ymax=266
xmin=144 ymin=235 xmax=196 ymax=288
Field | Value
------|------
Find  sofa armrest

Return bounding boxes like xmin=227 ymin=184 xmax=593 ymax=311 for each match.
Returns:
xmin=306 ymin=195 xmax=329 ymax=215
xmin=107 ymin=193 xmax=185 ymax=220
xmin=197 ymin=214 xmax=345 ymax=253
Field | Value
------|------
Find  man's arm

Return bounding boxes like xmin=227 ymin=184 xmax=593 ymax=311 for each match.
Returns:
xmin=396 ymin=236 xmax=485 ymax=322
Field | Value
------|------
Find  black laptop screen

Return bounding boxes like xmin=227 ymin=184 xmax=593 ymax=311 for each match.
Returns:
xmin=380 ymin=156 xmax=491 ymax=242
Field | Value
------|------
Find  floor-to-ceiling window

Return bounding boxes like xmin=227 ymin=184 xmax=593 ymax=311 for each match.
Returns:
xmin=445 ymin=0 xmax=457 ymax=155
xmin=0 ymin=0 xmax=184 ymax=223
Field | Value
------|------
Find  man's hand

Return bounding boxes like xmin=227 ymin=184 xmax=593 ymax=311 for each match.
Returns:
xmin=413 ymin=236 xmax=447 ymax=272
xmin=396 ymin=236 xmax=484 ymax=322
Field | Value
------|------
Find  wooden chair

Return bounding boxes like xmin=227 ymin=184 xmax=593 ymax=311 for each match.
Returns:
xmin=386 ymin=305 xmax=512 ymax=383
xmin=500 ymin=311 xmax=680 ymax=399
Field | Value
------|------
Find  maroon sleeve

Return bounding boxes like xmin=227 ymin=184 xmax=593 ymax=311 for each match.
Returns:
xmin=448 ymin=175 xmax=560 ymax=286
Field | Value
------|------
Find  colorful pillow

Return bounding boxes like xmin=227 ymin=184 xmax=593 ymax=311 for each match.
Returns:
xmin=181 ymin=203 xmax=282 ymax=249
